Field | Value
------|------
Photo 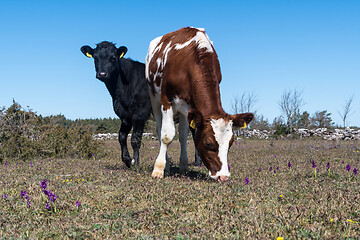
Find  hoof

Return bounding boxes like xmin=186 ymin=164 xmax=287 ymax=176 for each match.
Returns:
xmin=122 ymin=157 xmax=132 ymax=168
xmin=151 ymin=170 xmax=164 ymax=179
xmin=194 ymin=160 xmax=202 ymax=166
xmin=179 ymin=168 xmax=189 ymax=175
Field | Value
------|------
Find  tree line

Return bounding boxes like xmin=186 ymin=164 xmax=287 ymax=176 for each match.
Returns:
xmin=232 ymin=90 xmax=356 ymax=132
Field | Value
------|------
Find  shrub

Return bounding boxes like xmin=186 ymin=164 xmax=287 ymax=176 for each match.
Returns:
xmin=273 ymin=123 xmax=291 ymax=136
xmin=0 ymin=100 xmax=103 ymax=162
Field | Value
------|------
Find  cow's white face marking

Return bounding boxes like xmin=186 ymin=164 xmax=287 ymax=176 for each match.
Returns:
xmin=210 ymin=118 xmax=233 ymax=179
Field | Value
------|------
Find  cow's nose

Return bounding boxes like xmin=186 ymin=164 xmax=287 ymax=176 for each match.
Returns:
xmin=97 ymin=72 xmax=108 ymax=78
xmin=217 ymin=176 xmax=229 ymax=182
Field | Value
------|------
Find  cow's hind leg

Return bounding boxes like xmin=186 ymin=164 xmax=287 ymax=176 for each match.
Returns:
xmin=131 ymin=119 xmax=146 ymax=166
xmin=152 ymin=105 xmax=175 ymax=178
xmin=119 ymin=120 xmax=132 ymax=168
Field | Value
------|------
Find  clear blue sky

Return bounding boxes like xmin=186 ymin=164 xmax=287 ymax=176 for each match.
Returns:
xmin=1 ymin=0 xmax=359 ymax=126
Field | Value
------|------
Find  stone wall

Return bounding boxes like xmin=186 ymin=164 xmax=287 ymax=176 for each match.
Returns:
xmin=237 ymin=128 xmax=360 ymax=140
xmin=93 ymin=133 xmax=155 ymax=140
xmin=93 ymin=128 xmax=360 ymax=141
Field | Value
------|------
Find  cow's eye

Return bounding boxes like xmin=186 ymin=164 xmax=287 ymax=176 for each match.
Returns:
xmin=205 ymin=139 xmax=215 ymax=151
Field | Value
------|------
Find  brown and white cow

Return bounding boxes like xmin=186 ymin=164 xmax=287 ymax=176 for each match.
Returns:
xmin=145 ymin=27 xmax=254 ymax=181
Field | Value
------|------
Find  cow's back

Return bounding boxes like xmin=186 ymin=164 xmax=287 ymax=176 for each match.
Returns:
xmin=146 ymin=27 xmax=222 ymax=107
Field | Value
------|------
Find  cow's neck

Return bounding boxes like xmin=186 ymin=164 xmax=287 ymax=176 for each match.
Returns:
xmin=192 ymin=81 xmax=225 ymax=118
xmin=104 ymin=62 xmax=130 ymax=99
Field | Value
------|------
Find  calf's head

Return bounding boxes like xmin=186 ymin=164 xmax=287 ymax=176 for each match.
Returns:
xmin=188 ymin=110 xmax=254 ymax=181
xmin=81 ymin=41 xmax=127 ymax=82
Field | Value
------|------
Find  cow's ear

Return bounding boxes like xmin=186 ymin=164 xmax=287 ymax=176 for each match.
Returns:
xmin=117 ymin=46 xmax=128 ymax=58
xmin=81 ymin=46 xmax=94 ymax=58
xmin=188 ymin=109 xmax=204 ymax=129
xmin=232 ymin=113 xmax=254 ymax=128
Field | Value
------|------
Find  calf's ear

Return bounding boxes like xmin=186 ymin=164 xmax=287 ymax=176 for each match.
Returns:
xmin=81 ymin=46 xmax=94 ymax=58
xmin=232 ymin=113 xmax=254 ymax=128
xmin=188 ymin=109 xmax=204 ymax=129
xmin=118 ymin=46 xmax=128 ymax=58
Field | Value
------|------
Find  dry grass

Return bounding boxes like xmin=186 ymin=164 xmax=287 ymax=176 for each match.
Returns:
xmin=1 ymin=138 xmax=359 ymax=239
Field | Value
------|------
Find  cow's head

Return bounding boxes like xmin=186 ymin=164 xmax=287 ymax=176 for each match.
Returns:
xmin=188 ymin=110 xmax=254 ymax=182
xmin=81 ymin=41 xmax=127 ymax=82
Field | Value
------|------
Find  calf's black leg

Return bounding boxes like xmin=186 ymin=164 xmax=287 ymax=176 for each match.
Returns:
xmin=131 ymin=119 xmax=146 ymax=166
xmin=119 ymin=120 xmax=132 ymax=168
xmin=190 ymin=127 xmax=202 ymax=166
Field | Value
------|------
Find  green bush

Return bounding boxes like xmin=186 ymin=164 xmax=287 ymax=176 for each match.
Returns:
xmin=273 ymin=123 xmax=291 ymax=136
xmin=0 ymin=100 xmax=103 ymax=162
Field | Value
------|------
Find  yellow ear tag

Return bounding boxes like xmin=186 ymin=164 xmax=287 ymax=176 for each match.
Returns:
xmin=119 ymin=52 xmax=125 ymax=58
xmin=240 ymin=122 xmax=247 ymax=129
xmin=86 ymin=52 xmax=92 ymax=58
xmin=190 ymin=120 xmax=196 ymax=129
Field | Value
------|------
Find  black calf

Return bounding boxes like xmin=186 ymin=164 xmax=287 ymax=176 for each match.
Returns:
xmin=81 ymin=41 xmax=152 ymax=167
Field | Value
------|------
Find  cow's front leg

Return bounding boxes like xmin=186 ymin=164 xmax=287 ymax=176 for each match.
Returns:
xmin=119 ymin=120 xmax=132 ymax=168
xmin=152 ymin=105 xmax=175 ymax=178
xmin=178 ymin=114 xmax=189 ymax=174
xmin=131 ymin=119 xmax=146 ymax=166
xmin=190 ymin=127 xmax=202 ymax=166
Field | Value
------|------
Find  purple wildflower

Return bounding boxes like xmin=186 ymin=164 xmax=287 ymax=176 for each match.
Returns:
xmin=288 ymin=161 xmax=291 ymax=168
xmin=43 ymin=189 xmax=50 ymax=196
xmin=228 ymin=165 xmax=231 ymax=171
xmin=346 ymin=164 xmax=351 ymax=172
xmin=342 ymin=161 xmax=345 ymax=164
xmin=26 ymin=196 xmax=31 ymax=207
xmin=41 ymin=179 xmax=47 ymax=189
xmin=312 ymin=160 xmax=317 ymax=168
xmin=269 ymin=167 xmax=272 ymax=171
xmin=274 ymin=170 xmax=276 ymax=173
xmin=245 ymin=177 xmax=249 ymax=185
xmin=327 ymin=162 xmax=330 ymax=169
xmin=258 ymin=168 xmax=262 ymax=172
xmin=5 ymin=161 xmax=8 ymax=166
xmin=3 ymin=193 xmax=7 ymax=199
xmin=274 ymin=155 xmax=277 ymax=158
xmin=20 ymin=191 xmax=27 ymax=197
xmin=75 ymin=200 xmax=81 ymax=207
xmin=49 ymin=193 xmax=57 ymax=202
xmin=276 ymin=166 xmax=279 ymax=170
xmin=353 ymin=168 xmax=358 ymax=175
xmin=45 ymin=201 xmax=50 ymax=210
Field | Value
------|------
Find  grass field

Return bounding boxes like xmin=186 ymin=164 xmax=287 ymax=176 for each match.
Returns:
xmin=1 ymin=137 xmax=359 ymax=239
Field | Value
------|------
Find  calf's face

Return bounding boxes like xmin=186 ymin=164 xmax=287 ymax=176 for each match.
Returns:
xmin=188 ymin=110 xmax=254 ymax=181
xmin=81 ymin=42 xmax=127 ymax=82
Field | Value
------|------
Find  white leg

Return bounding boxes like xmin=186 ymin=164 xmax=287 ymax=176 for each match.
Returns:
xmin=152 ymin=105 xmax=175 ymax=178
xmin=178 ymin=114 xmax=189 ymax=174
